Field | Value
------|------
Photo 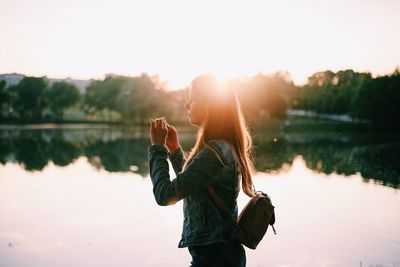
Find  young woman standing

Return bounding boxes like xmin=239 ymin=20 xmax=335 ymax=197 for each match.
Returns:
xmin=148 ymin=74 xmax=256 ymax=267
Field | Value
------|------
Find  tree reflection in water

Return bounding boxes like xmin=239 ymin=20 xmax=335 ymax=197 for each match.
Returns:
xmin=254 ymin=133 xmax=400 ymax=188
xmin=0 ymin=128 xmax=398 ymax=188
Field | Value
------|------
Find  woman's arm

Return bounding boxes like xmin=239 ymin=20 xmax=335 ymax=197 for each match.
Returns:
xmin=164 ymin=121 xmax=186 ymax=174
xmin=148 ymin=141 xmax=224 ymax=206
xmin=169 ymin=146 xmax=186 ymax=175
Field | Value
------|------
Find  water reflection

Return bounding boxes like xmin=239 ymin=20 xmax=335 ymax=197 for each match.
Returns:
xmin=0 ymin=128 xmax=150 ymax=176
xmin=0 ymin=155 xmax=399 ymax=267
xmin=0 ymin=128 xmax=399 ymax=188
xmin=0 ymin=126 xmax=399 ymax=267
xmin=254 ymin=132 xmax=400 ymax=188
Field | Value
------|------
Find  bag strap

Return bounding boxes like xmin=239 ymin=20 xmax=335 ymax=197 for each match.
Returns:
xmin=207 ymin=186 xmax=232 ymax=216
xmin=207 ymin=185 xmax=236 ymax=224
xmin=207 ymin=162 xmax=239 ymax=224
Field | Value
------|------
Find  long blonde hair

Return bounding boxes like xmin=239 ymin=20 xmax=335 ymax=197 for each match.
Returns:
xmin=183 ymin=74 xmax=256 ymax=197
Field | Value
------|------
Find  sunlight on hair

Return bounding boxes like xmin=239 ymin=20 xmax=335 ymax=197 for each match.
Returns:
xmin=191 ymin=73 xmax=230 ymax=103
xmin=200 ymin=73 xmax=229 ymax=102
xmin=213 ymin=75 xmax=228 ymax=101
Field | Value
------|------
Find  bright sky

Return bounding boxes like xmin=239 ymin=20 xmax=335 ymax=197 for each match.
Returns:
xmin=1 ymin=0 xmax=399 ymax=89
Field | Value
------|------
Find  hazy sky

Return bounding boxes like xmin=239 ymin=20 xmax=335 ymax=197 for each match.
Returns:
xmin=1 ymin=0 xmax=399 ymax=89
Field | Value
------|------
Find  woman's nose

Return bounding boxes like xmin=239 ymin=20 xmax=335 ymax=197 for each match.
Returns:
xmin=184 ymin=101 xmax=189 ymax=111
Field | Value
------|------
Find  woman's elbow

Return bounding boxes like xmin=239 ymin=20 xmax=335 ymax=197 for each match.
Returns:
xmin=154 ymin=196 xmax=169 ymax=206
xmin=153 ymin=189 xmax=178 ymax=206
xmin=154 ymin=196 xmax=178 ymax=206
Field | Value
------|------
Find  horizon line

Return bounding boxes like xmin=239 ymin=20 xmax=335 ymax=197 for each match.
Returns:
xmin=1 ymin=66 xmax=399 ymax=90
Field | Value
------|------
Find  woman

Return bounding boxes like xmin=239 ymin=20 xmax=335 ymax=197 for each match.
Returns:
xmin=148 ymin=74 xmax=256 ymax=267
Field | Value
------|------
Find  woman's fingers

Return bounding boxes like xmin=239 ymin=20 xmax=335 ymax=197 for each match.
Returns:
xmin=161 ymin=117 xmax=167 ymax=129
xmin=167 ymin=126 xmax=176 ymax=135
xmin=155 ymin=118 xmax=161 ymax=128
xmin=164 ymin=117 xmax=171 ymax=127
xmin=165 ymin=120 xmax=173 ymax=129
xmin=167 ymin=124 xmax=177 ymax=133
xmin=152 ymin=117 xmax=169 ymax=129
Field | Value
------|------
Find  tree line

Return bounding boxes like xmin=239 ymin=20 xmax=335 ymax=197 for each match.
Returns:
xmin=0 ymin=72 xmax=293 ymax=124
xmin=293 ymin=68 xmax=400 ymax=131
xmin=0 ymin=73 xmax=167 ymax=123
xmin=0 ymin=68 xmax=399 ymax=130
xmin=0 ymin=78 xmax=80 ymax=120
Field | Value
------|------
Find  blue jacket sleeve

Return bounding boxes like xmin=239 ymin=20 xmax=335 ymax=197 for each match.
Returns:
xmin=148 ymin=142 xmax=224 ymax=206
xmin=169 ymin=147 xmax=186 ymax=175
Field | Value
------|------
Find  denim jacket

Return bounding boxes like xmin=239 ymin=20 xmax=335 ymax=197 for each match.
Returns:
xmin=148 ymin=139 xmax=240 ymax=248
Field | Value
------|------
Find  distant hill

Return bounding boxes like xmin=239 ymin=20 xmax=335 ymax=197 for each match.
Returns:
xmin=0 ymin=73 xmax=90 ymax=94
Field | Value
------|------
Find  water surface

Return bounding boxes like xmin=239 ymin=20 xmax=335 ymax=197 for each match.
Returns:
xmin=0 ymin=126 xmax=399 ymax=267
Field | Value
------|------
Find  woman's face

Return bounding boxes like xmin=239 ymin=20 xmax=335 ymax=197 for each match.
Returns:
xmin=184 ymin=86 xmax=206 ymax=127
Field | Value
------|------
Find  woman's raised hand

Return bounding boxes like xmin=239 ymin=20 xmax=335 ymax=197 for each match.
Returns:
xmin=165 ymin=121 xmax=181 ymax=154
xmin=149 ymin=117 xmax=168 ymax=145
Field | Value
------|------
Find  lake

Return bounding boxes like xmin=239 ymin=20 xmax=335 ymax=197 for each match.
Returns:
xmin=0 ymin=125 xmax=399 ymax=267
